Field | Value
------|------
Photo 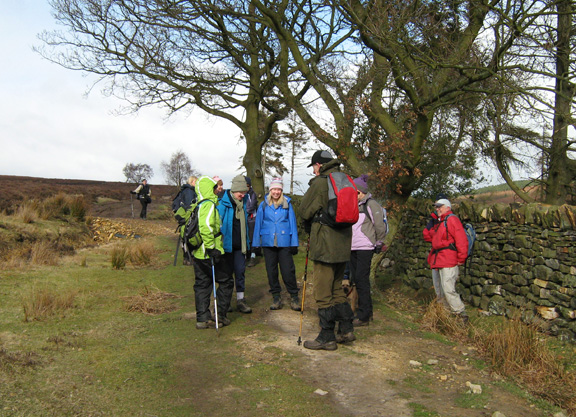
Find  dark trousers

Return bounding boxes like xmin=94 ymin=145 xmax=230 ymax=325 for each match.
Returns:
xmin=192 ymin=257 xmax=234 ymax=322
xmin=263 ymin=247 xmax=298 ymax=296
xmin=225 ymin=250 xmax=246 ymax=294
xmin=139 ymin=199 xmax=148 ymax=219
xmin=350 ymin=250 xmax=374 ymax=322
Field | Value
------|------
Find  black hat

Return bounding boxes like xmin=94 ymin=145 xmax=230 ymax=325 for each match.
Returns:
xmin=307 ymin=150 xmax=334 ymax=167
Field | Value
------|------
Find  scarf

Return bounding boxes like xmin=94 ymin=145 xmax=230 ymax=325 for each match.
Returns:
xmin=233 ymin=196 xmax=247 ymax=254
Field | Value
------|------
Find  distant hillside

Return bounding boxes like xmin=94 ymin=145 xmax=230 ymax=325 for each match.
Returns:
xmin=0 ymin=175 xmax=178 ymax=213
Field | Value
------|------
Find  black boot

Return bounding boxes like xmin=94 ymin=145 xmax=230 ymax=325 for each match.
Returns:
xmin=334 ymin=302 xmax=356 ymax=343
xmin=303 ymin=307 xmax=337 ymax=351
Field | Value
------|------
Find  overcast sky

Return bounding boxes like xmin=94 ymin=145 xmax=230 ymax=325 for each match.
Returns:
xmin=0 ymin=0 xmax=318 ymax=190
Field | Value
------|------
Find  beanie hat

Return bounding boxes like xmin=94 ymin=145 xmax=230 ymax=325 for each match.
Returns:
xmin=244 ymin=176 xmax=252 ymax=186
xmin=354 ymin=174 xmax=369 ymax=194
xmin=307 ymin=150 xmax=334 ymax=167
xmin=269 ymin=177 xmax=283 ymax=190
xmin=230 ymin=174 xmax=248 ymax=193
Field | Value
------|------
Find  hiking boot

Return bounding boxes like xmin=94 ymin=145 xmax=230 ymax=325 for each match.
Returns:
xmin=352 ymin=318 xmax=369 ymax=327
xmin=246 ymin=257 xmax=258 ymax=267
xmin=196 ymin=321 xmax=213 ymax=330
xmin=237 ymin=298 xmax=252 ymax=314
xmin=303 ymin=339 xmax=338 ymax=351
xmin=270 ymin=295 xmax=283 ymax=310
xmin=335 ymin=332 xmax=356 ymax=344
xmin=217 ymin=316 xmax=231 ymax=327
xmin=290 ymin=295 xmax=301 ymax=311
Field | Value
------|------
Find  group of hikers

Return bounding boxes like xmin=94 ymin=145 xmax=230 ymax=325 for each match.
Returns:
xmin=132 ymin=149 xmax=471 ymax=350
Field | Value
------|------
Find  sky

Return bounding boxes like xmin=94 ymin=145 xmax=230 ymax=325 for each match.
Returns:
xmin=0 ymin=0 xmax=316 ymax=190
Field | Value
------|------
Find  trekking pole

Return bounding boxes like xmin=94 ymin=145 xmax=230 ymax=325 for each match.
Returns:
xmin=173 ymin=235 xmax=181 ymax=267
xmin=297 ymin=237 xmax=310 ymax=346
xmin=211 ymin=257 xmax=220 ymax=336
xmin=130 ymin=193 xmax=134 ymax=218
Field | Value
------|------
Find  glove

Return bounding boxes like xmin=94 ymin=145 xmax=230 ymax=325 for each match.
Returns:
xmin=303 ymin=220 xmax=312 ymax=234
xmin=290 ymin=246 xmax=299 ymax=255
xmin=373 ymin=243 xmax=383 ymax=253
xmin=425 ymin=213 xmax=439 ymax=230
xmin=130 ymin=191 xmax=136 ymax=195
xmin=207 ymin=249 xmax=221 ymax=264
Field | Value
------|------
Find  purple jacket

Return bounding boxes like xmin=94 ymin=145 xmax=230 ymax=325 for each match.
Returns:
xmin=351 ymin=195 xmax=387 ymax=251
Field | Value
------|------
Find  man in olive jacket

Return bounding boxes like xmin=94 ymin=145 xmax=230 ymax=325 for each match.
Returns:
xmin=299 ymin=150 xmax=356 ymax=350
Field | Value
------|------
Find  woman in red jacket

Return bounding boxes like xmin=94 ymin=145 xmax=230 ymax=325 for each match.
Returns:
xmin=423 ymin=199 xmax=469 ymax=323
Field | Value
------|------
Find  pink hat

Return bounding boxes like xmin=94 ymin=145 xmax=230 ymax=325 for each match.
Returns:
xmin=269 ymin=177 xmax=283 ymax=190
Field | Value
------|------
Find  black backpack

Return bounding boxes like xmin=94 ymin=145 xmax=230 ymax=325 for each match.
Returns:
xmin=176 ymin=199 xmax=215 ymax=250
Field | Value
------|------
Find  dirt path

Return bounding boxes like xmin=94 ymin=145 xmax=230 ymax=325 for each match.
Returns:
xmin=233 ymin=287 xmax=546 ymax=417
xmin=104 ymin=217 xmax=554 ymax=416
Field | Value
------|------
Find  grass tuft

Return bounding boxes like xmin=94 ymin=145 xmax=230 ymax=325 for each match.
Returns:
xmin=127 ymin=240 xmax=155 ymax=266
xmin=121 ymin=285 xmax=182 ymax=315
xmin=475 ymin=319 xmax=576 ymax=414
xmin=110 ymin=245 xmax=128 ymax=269
xmin=22 ymin=286 xmax=77 ymax=322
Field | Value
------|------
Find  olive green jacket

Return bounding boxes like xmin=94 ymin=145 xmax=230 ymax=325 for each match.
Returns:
xmin=299 ymin=159 xmax=352 ymax=263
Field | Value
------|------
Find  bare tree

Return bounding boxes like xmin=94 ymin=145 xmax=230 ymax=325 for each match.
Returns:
xmin=38 ymin=0 xmax=300 ymax=196
xmin=122 ymin=163 xmax=153 ymax=183
xmin=161 ymin=150 xmax=199 ymax=187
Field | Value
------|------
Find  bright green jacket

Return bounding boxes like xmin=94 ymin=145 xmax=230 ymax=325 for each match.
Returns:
xmin=192 ymin=176 xmax=224 ymax=260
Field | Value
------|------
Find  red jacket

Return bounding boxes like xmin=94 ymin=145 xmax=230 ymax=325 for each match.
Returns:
xmin=423 ymin=211 xmax=468 ymax=269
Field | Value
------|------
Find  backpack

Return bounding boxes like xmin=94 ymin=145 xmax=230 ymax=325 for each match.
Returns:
xmin=321 ymin=172 xmax=359 ymax=228
xmin=444 ymin=213 xmax=476 ymax=274
xmin=175 ymin=199 xmax=214 ymax=250
xmin=360 ymin=199 xmax=389 ymax=236
xmin=171 ymin=188 xmax=184 ymax=213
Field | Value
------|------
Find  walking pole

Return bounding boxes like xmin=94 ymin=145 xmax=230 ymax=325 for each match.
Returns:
xmin=130 ymin=193 xmax=134 ymax=218
xmin=173 ymin=235 xmax=181 ymax=266
xmin=211 ymin=257 xmax=220 ymax=336
xmin=297 ymin=237 xmax=310 ymax=346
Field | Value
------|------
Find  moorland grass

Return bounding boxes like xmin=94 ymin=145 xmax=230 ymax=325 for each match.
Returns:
xmin=0 ymin=234 xmax=338 ymax=417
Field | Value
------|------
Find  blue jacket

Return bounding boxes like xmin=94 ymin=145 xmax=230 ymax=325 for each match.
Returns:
xmin=252 ymin=194 xmax=299 ymax=248
xmin=217 ymin=190 xmax=251 ymax=253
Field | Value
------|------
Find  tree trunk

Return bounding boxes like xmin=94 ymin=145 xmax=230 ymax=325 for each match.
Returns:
xmin=545 ymin=0 xmax=574 ymax=205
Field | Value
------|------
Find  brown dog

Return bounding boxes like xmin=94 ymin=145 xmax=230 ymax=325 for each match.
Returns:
xmin=341 ymin=279 xmax=358 ymax=312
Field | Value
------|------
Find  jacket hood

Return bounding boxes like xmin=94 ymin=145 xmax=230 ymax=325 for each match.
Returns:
xmin=195 ymin=176 xmax=218 ymax=202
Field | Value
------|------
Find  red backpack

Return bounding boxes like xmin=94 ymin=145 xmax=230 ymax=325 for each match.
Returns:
xmin=321 ymin=172 xmax=359 ymax=228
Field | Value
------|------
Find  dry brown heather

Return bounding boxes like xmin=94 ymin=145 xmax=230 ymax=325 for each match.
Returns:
xmin=0 ymin=175 xmax=178 ymax=213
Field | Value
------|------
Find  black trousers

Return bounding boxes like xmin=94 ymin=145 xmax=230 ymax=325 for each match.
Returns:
xmin=350 ymin=250 xmax=374 ymax=322
xmin=263 ymin=247 xmax=298 ymax=296
xmin=139 ymin=198 xmax=148 ymax=219
xmin=192 ymin=257 xmax=234 ymax=322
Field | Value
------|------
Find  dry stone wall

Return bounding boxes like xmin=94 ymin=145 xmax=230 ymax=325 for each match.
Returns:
xmin=383 ymin=200 xmax=576 ymax=341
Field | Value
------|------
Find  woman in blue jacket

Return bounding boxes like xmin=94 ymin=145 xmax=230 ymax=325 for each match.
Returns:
xmin=252 ymin=178 xmax=301 ymax=311
xmin=217 ymin=175 xmax=252 ymax=314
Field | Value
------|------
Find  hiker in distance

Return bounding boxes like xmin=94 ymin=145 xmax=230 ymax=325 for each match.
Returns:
xmin=350 ymin=174 xmax=388 ymax=327
xmin=252 ymin=177 xmax=301 ymax=311
xmin=299 ymin=150 xmax=356 ymax=351
xmin=131 ymin=179 xmax=151 ymax=219
xmin=217 ymin=175 xmax=253 ymax=314
xmin=192 ymin=176 xmax=234 ymax=329
xmin=423 ymin=198 xmax=470 ymax=324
